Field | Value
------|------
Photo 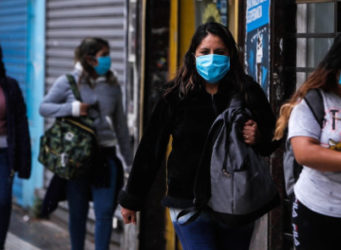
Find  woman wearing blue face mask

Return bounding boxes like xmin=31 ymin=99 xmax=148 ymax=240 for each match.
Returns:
xmin=40 ymin=37 xmax=132 ymax=250
xmin=119 ymin=22 xmax=277 ymax=250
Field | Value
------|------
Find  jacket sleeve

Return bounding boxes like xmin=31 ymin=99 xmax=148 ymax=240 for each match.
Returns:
xmin=13 ymin=79 xmax=31 ymax=179
xmin=39 ymin=75 xmax=76 ymax=118
xmin=112 ymin=86 xmax=133 ymax=166
xmin=118 ymin=96 xmax=173 ymax=211
xmin=245 ymin=77 xmax=279 ymax=155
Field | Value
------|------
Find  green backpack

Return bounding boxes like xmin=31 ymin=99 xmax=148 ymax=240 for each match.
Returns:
xmin=38 ymin=74 xmax=97 ymax=180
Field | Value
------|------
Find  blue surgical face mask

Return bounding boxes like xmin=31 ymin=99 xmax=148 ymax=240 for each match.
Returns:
xmin=196 ymin=54 xmax=230 ymax=84
xmin=94 ymin=56 xmax=111 ymax=76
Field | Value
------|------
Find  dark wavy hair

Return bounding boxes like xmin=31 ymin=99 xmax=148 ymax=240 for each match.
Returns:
xmin=76 ymin=37 xmax=117 ymax=85
xmin=0 ymin=45 xmax=6 ymax=78
xmin=165 ymin=22 xmax=246 ymax=97
xmin=274 ymin=33 xmax=341 ymax=140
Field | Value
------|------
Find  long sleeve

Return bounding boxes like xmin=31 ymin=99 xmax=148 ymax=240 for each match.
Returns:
xmin=112 ymin=87 xmax=133 ymax=166
xmin=13 ymin=79 xmax=31 ymax=179
xmin=119 ymin=96 xmax=173 ymax=210
xmin=245 ymin=77 xmax=279 ymax=155
xmin=39 ymin=75 xmax=76 ymax=118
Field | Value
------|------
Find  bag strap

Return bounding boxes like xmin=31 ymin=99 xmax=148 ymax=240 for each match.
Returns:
xmin=176 ymin=207 xmax=201 ymax=225
xmin=65 ymin=74 xmax=82 ymax=102
xmin=304 ymin=89 xmax=324 ymax=128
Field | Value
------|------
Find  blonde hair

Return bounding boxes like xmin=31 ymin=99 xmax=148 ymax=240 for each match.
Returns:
xmin=273 ymin=102 xmax=298 ymax=140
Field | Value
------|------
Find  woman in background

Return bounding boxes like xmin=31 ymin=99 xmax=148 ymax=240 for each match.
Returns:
xmin=40 ymin=37 xmax=132 ymax=250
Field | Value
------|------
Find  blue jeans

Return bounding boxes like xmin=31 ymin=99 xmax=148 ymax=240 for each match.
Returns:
xmin=67 ymin=158 xmax=118 ymax=250
xmin=0 ymin=149 xmax=13 ymax=250
xmin=170 ymin=209 xmax=254 ymax=250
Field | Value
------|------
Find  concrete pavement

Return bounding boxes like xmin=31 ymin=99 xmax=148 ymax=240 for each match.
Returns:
xmin=5 ymin=205 xmax=94 ymax=250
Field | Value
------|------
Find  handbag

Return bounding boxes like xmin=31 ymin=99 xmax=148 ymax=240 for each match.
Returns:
xmin=38 ymin=74 xmax=97 ymax=180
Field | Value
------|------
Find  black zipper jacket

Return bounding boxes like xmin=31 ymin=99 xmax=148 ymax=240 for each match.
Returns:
xmin=1 ymin=76 xmax=31 ymax=178
xmin=119 ymin=77 xmax=277 ymax=210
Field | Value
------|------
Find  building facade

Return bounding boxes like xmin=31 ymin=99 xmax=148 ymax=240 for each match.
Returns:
xmin=0 ymin=0 xmax=340 ymax=249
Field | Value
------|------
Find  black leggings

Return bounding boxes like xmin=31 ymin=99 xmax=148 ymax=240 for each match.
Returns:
xmin=292 ymin=199 xmax=341 ymax=250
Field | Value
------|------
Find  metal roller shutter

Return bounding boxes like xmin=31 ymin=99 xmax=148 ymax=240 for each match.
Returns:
xmin=45 ymin=0 xmax=127 ymax=90
xmin=45 ymin=0 xmax=127 ymax=184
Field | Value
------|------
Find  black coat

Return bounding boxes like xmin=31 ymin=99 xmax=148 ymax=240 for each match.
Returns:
xmin=119 ymin=77 xmax=277 ymax=210
xmin=1 ymin=76 xmax=31 ymax=178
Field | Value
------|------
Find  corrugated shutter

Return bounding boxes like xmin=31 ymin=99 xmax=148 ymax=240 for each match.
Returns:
xmin=45 ymin=0 xmax=127 ymax=184
xmin=45 ymin=0 xmax=127 ymax=90
xmin=0 ymin=0 xmax=28 ymax=205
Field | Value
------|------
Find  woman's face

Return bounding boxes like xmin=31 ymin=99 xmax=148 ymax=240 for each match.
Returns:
xmin=194 ymin=33 xmax=229 ymax=57
xmin=87 ymin=46 xmax=110 ymax=67
xmin=94 ymin=46 xmax=109 ymax=66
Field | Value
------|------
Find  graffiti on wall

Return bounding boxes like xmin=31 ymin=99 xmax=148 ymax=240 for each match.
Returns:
xmin=245 ymin=0 xmax=270 ymax=97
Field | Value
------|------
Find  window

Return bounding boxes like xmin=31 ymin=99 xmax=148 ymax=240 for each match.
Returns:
xmin=295 ymin=0 xmax=340 ymax=88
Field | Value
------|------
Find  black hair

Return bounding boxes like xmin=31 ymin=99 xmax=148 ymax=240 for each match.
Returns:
xmin=274 ymin=33 xmax=341 ymax=140
xmin=317 ymin=32 xmax=341 ymax=89
xmin=0 ymin=45 xmax=6 ymax=78
xmin=166 ymin=22 xmax=245 ymax=97
xmin=320 ymin=33 xmax=341 ymax=71
xmin=77 ymin=37 xmax=117 ymax=85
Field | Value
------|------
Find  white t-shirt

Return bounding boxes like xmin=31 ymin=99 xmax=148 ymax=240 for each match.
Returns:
xmin=288 ymin=90 xmax=341 ymax=217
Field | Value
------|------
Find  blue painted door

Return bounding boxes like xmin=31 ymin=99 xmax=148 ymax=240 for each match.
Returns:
xmin=0 ymin=0 xmax=44 ymax=207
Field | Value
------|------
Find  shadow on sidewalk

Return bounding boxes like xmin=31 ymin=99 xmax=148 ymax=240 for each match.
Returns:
xmin=6 ymin=205 xmax=94 ymax=250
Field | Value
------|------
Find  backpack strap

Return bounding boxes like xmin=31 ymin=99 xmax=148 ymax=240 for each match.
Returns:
xmin=304 ymin=89 xmax=324 ymax=128
xmin=65 ymin=74 xmax=82 ymax=102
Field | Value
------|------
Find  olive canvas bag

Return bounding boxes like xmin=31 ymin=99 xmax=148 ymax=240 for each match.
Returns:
xmin=38 ymin=74 xmax=97 ymax=180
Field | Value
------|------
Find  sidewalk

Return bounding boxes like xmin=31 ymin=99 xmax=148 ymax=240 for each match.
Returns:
xmin=5 ymin=205 xmax=94 ymax=250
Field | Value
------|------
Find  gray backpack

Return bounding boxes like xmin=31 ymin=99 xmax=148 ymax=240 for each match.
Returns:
xmin=190 ymin=97 xmax=279 ymax=226
xmin=283 ymin=89 xmax=324 ymax=197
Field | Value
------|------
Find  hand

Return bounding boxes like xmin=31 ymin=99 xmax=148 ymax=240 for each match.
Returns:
xmin=80 ymin=103 xmax=90 ymax=116
xmin=243 ymin=120 xmax=258 ymax=145
xmin=121 ymin=207 xmax=137 ymax=225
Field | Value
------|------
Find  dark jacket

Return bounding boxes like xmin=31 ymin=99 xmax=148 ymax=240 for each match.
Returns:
xmin=119 ymin=77 xmax=277 ymax=210
xmin=1 ymin=76 xmax=31 ymax=178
